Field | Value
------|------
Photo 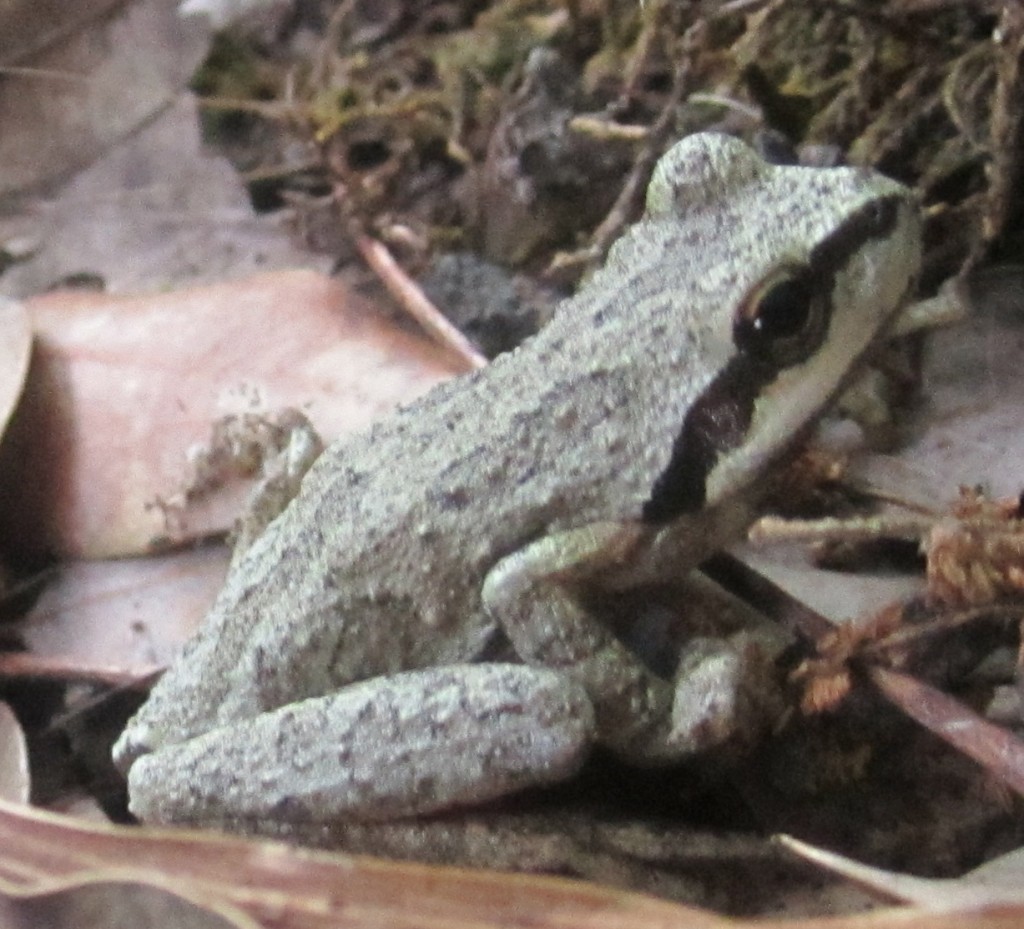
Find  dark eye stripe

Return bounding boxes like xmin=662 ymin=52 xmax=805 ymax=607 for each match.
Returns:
xmin=641 ymin=359 xmax=762 ymax=522
xmin=810 ymin=195 xmax=900 ymax=279
xmin=641 ymin=194 xmax=904 ymax=526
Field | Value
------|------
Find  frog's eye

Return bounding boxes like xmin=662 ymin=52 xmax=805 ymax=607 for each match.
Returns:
xmin=733 ymin=265 xmax=828 ymax=368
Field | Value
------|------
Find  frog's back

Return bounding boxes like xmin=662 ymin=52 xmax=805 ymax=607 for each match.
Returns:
xmin=124 ymin=282 xmax=710 ymax=751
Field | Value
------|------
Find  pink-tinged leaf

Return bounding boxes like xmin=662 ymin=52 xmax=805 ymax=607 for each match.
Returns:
xmin=0 ymin=269 xmax=463 ymax=559
xmin=9 ymin=548 xmax=231 ymax=681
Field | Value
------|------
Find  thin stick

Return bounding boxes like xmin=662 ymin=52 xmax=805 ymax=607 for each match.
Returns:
xmin=354 ymin=233 xmax=487 ymax=372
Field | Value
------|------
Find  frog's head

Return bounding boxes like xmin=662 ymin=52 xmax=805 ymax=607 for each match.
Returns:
xmin=638 ymin=133 xmax=921 ymax=523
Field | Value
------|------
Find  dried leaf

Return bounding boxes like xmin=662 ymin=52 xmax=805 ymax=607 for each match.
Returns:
xmin=12 ymin=549 xmax=230 ymax=680
xmin=0 ymin=297 xmax=31 ymax=442
xmin=0 ymin=270 xmax=461 ymax=558
xmin=0 ymin=0 xmax=209 ymax=197
xmin=0 ymin=875 xmax=260 ymax=929
xmin=780 ymin=836 xmax=1024 ymax=913
xmin=1 ymin=95 xmax=326 ymax=298
xmin=0 ymin=703 xmax=29 ymax=805
xmin=2 ymin=800 xmax=1024 ymax=928
xmin=0 ymin=799 xmax=729 ymax=929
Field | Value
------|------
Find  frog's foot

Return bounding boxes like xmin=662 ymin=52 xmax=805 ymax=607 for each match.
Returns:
xmin=126 ymin=664 xmax=594 ymax=827
xmin=636 ymin=633 xmax=781 ymax=764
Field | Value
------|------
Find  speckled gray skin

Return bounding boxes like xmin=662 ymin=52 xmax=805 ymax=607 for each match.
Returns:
xmin=115 ymin=133 xmax=921 ymax=830
xmin=127 ymin=664 xmax=594 ymax=824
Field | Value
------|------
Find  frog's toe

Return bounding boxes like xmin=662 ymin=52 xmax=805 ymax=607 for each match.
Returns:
xmin=112 ymin=724 xmax=156 ymax=773
xmin=667 ymin=634 xmax=782 ymax=758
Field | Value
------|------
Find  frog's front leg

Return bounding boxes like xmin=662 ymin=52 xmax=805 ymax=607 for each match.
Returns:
xmin=482 ymin=522 xmax=779 ymax=764
xmin=127 ymin=664 xmax=594 ymax=827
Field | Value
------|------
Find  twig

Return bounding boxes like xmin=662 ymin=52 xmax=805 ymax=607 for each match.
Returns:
xmin=869 ymin=665 xmax=1024 ymax=798
xmin=546 ymin=20 xmax=709 ymax=281
xmin=353 ymin=233 xmax=487 ymax=372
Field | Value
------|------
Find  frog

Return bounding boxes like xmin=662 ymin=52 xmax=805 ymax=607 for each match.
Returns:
xmin=113 ymin=132 xmax=921 ymax=832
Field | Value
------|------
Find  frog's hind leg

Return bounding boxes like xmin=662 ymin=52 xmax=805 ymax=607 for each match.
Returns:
xmin=126 ymin=664 xmax=594 ymax=827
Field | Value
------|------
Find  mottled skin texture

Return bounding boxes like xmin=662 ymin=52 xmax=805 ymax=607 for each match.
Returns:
xmin=115 ymin=134 xmax=921 ymax=829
